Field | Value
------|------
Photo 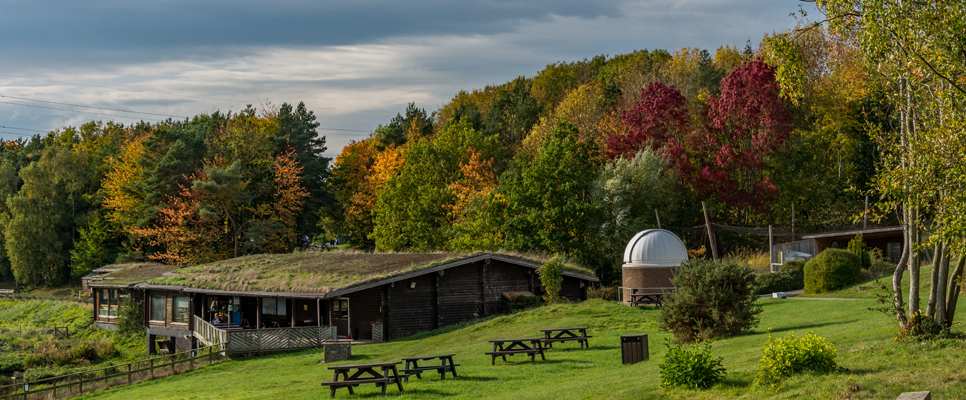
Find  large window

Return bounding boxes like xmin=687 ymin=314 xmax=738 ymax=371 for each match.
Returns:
xmin=150 ymin=295 xmax=166 ymax=322
xmin=173 ymin=296 xmax=189 ymax=323
xmin=98 ymin=289 xmax=119 ymax=317
xmin=262 ymin=298 xmax=287 ymax=316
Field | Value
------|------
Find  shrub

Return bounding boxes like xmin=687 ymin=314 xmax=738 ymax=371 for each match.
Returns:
xmin=804 ymin=249 xmax=861 ymax=294
xmin=660 ymin=259 xmax=762 ymax=343
xmin=659 ymin=339 xmax=726 ymax=389
xmin=847 ymin=234 xmax=872 ymax=270
xmin=754 ymin=332 xmax=837 ymax=387
xmin=537 ymin=256 xmax=564 ymax=303
xmin=586 ymin=286 xmax=618 ymax=301
xmin=504 ymin=293 xmax=541 ymax=312
xmin=70 ymin=340 xmax=98 ymax=363
xmin=116 ymin=298 xmax=145 ymax=335
xmin=94 ymin=337 xmax=118 ymax=359
xmin=755 ymin=260 xmax=806 ymax=295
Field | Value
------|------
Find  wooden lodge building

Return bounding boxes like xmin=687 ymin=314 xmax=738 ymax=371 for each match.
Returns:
xmin=87 ymin=252 xmax=598 ymax=355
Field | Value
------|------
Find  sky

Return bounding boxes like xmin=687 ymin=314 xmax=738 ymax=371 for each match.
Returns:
xmin=0 ymin=0 xmax=817 ymax=159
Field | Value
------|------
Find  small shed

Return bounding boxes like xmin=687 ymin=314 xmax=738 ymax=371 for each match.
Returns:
xmin=773 ymin=226 xmax=904 ymax=266
xmin=621 ymin=229 xmax=689 ymax=305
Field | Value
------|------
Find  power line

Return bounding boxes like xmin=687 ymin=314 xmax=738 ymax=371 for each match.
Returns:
xmin=0 ymin=125 xmax=46 ymax=133
xmin=0 ymin=73 xmax=399 ymax=114
xmin=0 ymin=94 xmax=187 ymax=118
xmin=0 ymin=100 xmax=168 ymax=121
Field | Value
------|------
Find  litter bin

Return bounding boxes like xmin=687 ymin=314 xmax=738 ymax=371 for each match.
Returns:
xmin=349 ymin=328 xmax=359 ymax=340
xmin=620 ymin=334 xmax=648 ymax=365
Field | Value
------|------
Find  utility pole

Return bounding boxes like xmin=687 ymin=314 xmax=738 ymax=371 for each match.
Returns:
xmin=702 ymin=201 xmax=718 ymax=260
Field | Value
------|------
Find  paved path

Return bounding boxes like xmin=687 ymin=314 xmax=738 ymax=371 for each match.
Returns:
xmin=760 ymin=289 xmax=864 ymax=300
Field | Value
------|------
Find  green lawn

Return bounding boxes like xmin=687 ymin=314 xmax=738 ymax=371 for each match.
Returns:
xmin=77 ymin=295 xmax=966 ymax=400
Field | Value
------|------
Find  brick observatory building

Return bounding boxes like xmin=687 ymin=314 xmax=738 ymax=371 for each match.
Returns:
xmin=621 ymin=229 xmax=689 ymax=305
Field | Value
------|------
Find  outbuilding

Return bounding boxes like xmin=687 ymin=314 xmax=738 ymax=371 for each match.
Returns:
xmin=620 ymin=229 xmax=689 ymax=305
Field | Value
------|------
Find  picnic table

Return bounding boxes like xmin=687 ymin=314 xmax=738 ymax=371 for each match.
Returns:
xmin=540 ymin=327 xmax=592 ymax=349
xmin=320 ymin=361 xmax=403 ymax=398
xmin=400 ymin=354 xmax=459 ymax=382
xmin=628 ymin=289 xmax=664 ymax=306
xmin=485 ymin=338 xmax=546 ymax=365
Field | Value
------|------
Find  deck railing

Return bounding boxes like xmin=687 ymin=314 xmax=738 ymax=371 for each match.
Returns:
xmin=192 ymin=316 xmax=228 ymax=346
xmin=193 ymin=316 xmax=337 ymax=353
xmin=0 ymin=343 xmax=227 ymax=400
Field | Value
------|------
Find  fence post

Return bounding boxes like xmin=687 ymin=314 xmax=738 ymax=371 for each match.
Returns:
xmin=150 ymin=358 xmax=154 ymax=379
xmin=128 ymin=363 xmax=132 ymax=385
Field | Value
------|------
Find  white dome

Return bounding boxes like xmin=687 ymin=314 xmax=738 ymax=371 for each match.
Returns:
xmin=623 ymin=229 xmax=689 ymax=266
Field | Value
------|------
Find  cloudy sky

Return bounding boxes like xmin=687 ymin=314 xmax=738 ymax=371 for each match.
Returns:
xmin=0 ymin=0 xmax=816 ymax=158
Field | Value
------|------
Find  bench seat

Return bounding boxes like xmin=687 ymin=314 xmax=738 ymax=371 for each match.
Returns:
xmin=320 ymin=377 xmax=392 ymax=387
xmin=542 ymin=336 xmax=593 ymax=343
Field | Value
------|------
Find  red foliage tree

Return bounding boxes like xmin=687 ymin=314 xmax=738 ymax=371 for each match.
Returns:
xmin=691 ymin=60 xmax=791 ymax=210
xmin=608 ymin=82 xmax=689 ymax=160
xmin=616 ymin=60 xmax=791 ymax=212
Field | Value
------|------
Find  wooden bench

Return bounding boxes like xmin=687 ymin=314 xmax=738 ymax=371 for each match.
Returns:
xmin=540 ymin=327 xmax=592 ymax=349
xmin=321 ymin=362 xmax=403 ymax=398
xmin=400 ymin=354 xmax=459 ymax=382
xmin=485 ymin=338 xmax=546 ymax=365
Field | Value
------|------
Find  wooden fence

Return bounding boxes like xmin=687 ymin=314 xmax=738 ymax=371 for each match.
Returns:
xmin=0 ymin=344 xmax=227 ymax=400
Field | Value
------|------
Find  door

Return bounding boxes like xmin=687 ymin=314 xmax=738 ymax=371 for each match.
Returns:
xmin=332 ymin=298 xmax=349 ymax=338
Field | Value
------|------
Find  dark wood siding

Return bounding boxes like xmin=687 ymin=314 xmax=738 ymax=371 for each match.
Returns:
xmin=560 ymin=276 xmax=584 ymax=300
xmin=482 ymin=260 xmax=532 ymax=316
xmin=437 ymin=263 xmax=484 ymax=326
xmin=292 ymin=299 xmax=318 ymax=326
xmin=387 ymin=274 xmax=436 ymax=340
xmin=348 ymin=287 xmax=383 ymax=340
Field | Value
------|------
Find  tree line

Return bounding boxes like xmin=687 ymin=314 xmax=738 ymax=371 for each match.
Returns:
xmin=0 ymin=103 xmax=329 ymax=286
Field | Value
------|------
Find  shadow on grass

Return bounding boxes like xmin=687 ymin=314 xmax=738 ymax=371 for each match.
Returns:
xmin=754 ymin=320 xmax=859 ymax=335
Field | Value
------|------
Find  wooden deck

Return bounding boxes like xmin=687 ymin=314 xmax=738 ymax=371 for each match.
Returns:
xmin=193 ymin=316 xmax=337 ymax=353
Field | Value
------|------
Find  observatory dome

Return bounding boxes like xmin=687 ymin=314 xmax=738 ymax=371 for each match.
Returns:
xmin=623 ymin=229 xmax=689 ymax=267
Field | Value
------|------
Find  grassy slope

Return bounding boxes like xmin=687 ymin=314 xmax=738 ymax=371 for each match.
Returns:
xmin=77 ymin=292 xmax=966 ymax=400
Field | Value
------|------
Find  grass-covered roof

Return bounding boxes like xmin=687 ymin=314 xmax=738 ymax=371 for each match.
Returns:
xmin=91 ymin=251 xmax=597 ymax=294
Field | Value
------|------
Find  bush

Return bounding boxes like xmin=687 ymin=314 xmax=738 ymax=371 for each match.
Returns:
xmin=116 ymin=298 xmax=145 ymax=335
xmin=847 ymin=234 xmax=872 ymax=270
xmin=504 ymin=293 xmax=541 ymax=312
xmin=94 ymin=337 xmax=118 ymax=359
xmin=586 ymin=286 xmax=618 ymax=301
xmin=660 ymin=259 xmax=762 ymax=343
xmin=537 ymin=256 xmax=564 ymax=303
xmin=754 ymin=332 xmax=837 ymax=387
xmin=755 ymin=260 xmax=806 ymax=295
xmin=804 ymin=249 xmax=861 ymax=294
xmin=659 ymin=339 xmax=726 ymax=389
xmin=70 ymin=340 xmax=98 ymax=363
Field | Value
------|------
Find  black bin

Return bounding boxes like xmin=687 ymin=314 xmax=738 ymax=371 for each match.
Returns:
xmin=620 ymin=334 xmax=648 ymax=365
xmin=349 ymin=328 xmax=359 ymax=340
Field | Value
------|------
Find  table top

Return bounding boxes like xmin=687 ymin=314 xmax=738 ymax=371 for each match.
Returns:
xmin=327 ymin=361 xmax=401 ymax=370
xmin=401 ymin=354 xmax=455 ymax=361
xmin=540 ymin=327 xmax=588 ymax=332
xmin=489 ymin=338 xmax=544 ymax=343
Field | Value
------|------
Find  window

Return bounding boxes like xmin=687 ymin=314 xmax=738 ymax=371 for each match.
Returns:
xmin=99 ymin=289 xmax=120 ymax=317
xmin=173 ymin=296 xmax=189 ymax=323
xmin=151 ymin=295 xmax=166 ymax=322
xmin=99 ymin=289 xmax=111 ymax=317
xmin=262 ymin=298 xmax=287 ymax=316
xmin=333 ymin=299 xmax=348 ymax=319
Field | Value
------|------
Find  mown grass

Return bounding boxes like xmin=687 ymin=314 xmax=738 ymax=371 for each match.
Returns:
xmin=75 ymin=291 xmax=966 ymax=400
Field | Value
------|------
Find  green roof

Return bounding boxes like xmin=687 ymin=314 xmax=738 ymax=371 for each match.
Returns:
xmin=90 ymin=251 xmax=598 ymax=295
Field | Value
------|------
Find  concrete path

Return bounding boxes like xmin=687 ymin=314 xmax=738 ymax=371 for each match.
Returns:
xmin=760 ymin=289 xmax=864 ymax=300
